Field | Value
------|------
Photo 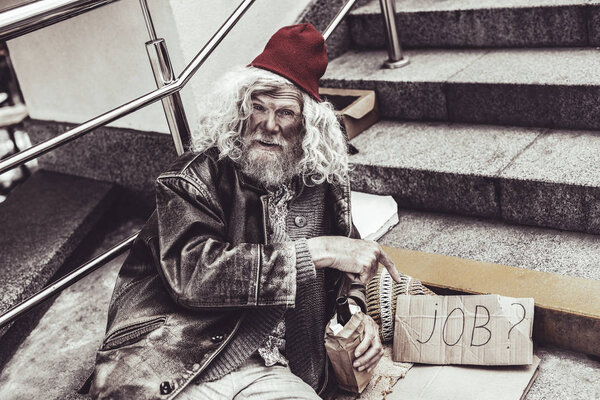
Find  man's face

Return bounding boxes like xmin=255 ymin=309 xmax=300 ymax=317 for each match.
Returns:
xmin=239 ymin=88 xmax=304 ymax=189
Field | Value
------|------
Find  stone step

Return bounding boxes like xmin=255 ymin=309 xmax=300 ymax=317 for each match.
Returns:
xmin=0 ymin=170 xmax=116 ymax=340
xmin=349 ymin=0 xmax=600 ymax=49
xmin=348 ymin=120 xmax=600 ymax=234
xmin=380 ymin=208 xmax=600 ymax=282
xmin=377 ymin=208 xmax=600 ymax=400
xmin=321 ymin=47 xmax=600 ymax=130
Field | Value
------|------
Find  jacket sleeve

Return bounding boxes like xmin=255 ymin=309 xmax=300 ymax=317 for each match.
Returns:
xmin=154 ymin=173 xmax=315 ymax=311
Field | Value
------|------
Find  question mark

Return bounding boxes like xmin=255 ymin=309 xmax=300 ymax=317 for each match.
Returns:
xmin=508 ymin=302 xmax=526 ymax=339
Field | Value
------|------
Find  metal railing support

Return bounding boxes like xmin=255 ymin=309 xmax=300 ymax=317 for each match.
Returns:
xmin=322 ymin=0 xmax=358 ymax=41
xmin=378 ymin=0 xmax=409 ymax=69
xmin=140 ymin=0 xmax=190 ymax=156
xmin=0 ymin=0 xmax=116 ymax=41
xmin=0 ymin=233 xmax=137 ymax=329
xmin=0 ymin=0 xmax=256 ymax=175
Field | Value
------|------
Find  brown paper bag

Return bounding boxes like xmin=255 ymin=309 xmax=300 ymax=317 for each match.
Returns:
xmin=324 ymin=311 xmax=374 ymax=393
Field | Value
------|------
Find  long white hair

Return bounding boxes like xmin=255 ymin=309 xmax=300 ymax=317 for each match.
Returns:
xmin=192 ymin=67 xmax=349 ymax=186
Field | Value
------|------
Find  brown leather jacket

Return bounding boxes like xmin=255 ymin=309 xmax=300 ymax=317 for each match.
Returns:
xmin=89 ymin=149 xmax=365 ymax=399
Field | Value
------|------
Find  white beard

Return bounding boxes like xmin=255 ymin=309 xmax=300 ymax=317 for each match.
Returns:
xmin=239 ymin=134 xmax=303 ymax=190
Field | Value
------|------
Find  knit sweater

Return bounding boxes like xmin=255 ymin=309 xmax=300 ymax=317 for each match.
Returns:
xmin=199 ymin=183 xmax=329 ymax=391
xmin=257 ymin=183 xmax=296 ymax=367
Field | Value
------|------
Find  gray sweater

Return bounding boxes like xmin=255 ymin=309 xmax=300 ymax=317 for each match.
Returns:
xmin=199 ymin=183 xmax=329 ymax=391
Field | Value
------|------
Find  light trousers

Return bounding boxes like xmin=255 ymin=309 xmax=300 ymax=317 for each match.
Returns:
xmin=176 ymin=355 xmax=321 ymax=400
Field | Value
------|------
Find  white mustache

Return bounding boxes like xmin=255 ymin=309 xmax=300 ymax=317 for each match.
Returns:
xmin=249 ymin=131 xmax=283 ymax=147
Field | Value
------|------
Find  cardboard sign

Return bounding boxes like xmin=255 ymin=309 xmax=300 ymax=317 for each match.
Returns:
xmin=393 ymin=295 xmax=534 ymax=365
xmin=383 ymin=245 xmax=600 ymax=358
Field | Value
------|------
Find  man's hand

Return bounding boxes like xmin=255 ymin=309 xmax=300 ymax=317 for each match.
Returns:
xmin=353 ymin=314 xmax=383 ymax=372
xmin=306 ymin=236 xmax=402 ymax=284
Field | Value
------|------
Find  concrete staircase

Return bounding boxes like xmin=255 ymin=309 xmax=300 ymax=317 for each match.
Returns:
xmin=322 ymin=0 xmax=600 ymax=398
xmin=321 ymin=0 xmax=600 ymax=249
xmin=0 ymin=170 xmax=116 ymax=360
xmin=323 ymin=47 xmax=600 ymax=130
xmin=0 ymin=1 xmax=599 ymax=399
xmin=322 ymin=0 xmax=600 ymax=234
xmin=345 ymin=121 xmax=600 ymax=234
xmin=349 ymin=0 xmax=600 ymax=49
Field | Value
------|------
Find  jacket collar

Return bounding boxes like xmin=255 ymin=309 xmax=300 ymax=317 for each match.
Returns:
xmin=236 ymin=165 xmax=353 ymax=237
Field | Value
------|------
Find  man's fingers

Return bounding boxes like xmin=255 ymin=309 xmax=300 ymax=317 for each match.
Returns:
xmin=354 ymin=345 xmax=382 ymax=371
xmin=378 ymin=248 xmax=401 ymax=283
xmin=364 ymin=347 xmax=384 ymax=371
xmin=353 ymin=332 xmax=373 ymax=360
xmin=359 ymin=270 xmax=376 ymax=285
xmin=346 ymin=272 xmax=362 ymax=284
xmin=352 ymin=315 xmax=383 ymax=371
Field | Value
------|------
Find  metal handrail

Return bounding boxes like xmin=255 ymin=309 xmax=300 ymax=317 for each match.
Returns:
xmin=0 ymin=0 xmax=359 ymax=329
xmin=0 ymin=0 xmax=257 ymax=327
xmin=0 ymin=234 xmax=137 ymax=329
xmin=0 ymin=0 xmax=256 ymax=175
xmin=322 ymin=0 xmax=357 ymax=40
xmin=138 ymin=0 xmax=157 ymax=41
xmin=0 ymin=0 xmax=116 ymax=41
xmin=0 ymin=0 xmax=191 ymax=157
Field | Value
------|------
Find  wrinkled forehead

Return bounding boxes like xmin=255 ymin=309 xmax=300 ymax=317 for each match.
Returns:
xmin=252 ymin=86 xmax=303 ymax=110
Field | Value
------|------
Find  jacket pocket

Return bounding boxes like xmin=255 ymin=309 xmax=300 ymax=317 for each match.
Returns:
xmin=101 ymin=316 xmax=167 ymax=351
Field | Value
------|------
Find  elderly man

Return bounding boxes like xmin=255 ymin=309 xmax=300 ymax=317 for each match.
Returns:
xmin=89 ymin=23 xmax=400 ymax=399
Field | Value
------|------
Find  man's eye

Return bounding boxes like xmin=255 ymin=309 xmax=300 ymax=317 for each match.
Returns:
xmin=252 ymin=104 xmax=264 ymax=111
xmin=281 ymin=110 xmax=295 ymax=117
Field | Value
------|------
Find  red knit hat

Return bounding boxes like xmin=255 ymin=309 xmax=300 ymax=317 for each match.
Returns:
xmin=249 ymin=23 xmax=327 ymax=102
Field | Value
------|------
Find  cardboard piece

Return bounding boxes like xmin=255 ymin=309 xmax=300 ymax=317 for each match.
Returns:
xmin=325 ymin=311 xmax=374 ymax=393
xmin=319 ymin=87 xmax=379 ymax=140
xmin=382 ymin=246 xmax=600 ymax=358
xmin=351 ymin=191 xmax=398 ymax=241
xmin=393 ymin=295 xmax=534 ymax=365
xmin=389 ymin=355 xmax=541 ymax=400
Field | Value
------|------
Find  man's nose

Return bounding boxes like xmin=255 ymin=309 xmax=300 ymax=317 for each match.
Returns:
xmin=263 ymin=112 xmax=279 ymax=134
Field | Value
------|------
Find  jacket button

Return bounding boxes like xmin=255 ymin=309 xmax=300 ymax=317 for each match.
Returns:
xmin=294 ymin=216 xmax=307 ymax=228
xmin=159 ymin=381 xmax=173 ymax=395
xmin=211 ymin=334 xmax=224 ymax=343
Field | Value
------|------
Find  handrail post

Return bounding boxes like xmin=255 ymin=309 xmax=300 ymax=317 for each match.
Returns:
xmin=140 ymin=0 xmax=190 ymax=156
xmin=378 ymin=0 xmax=409 ymax=69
